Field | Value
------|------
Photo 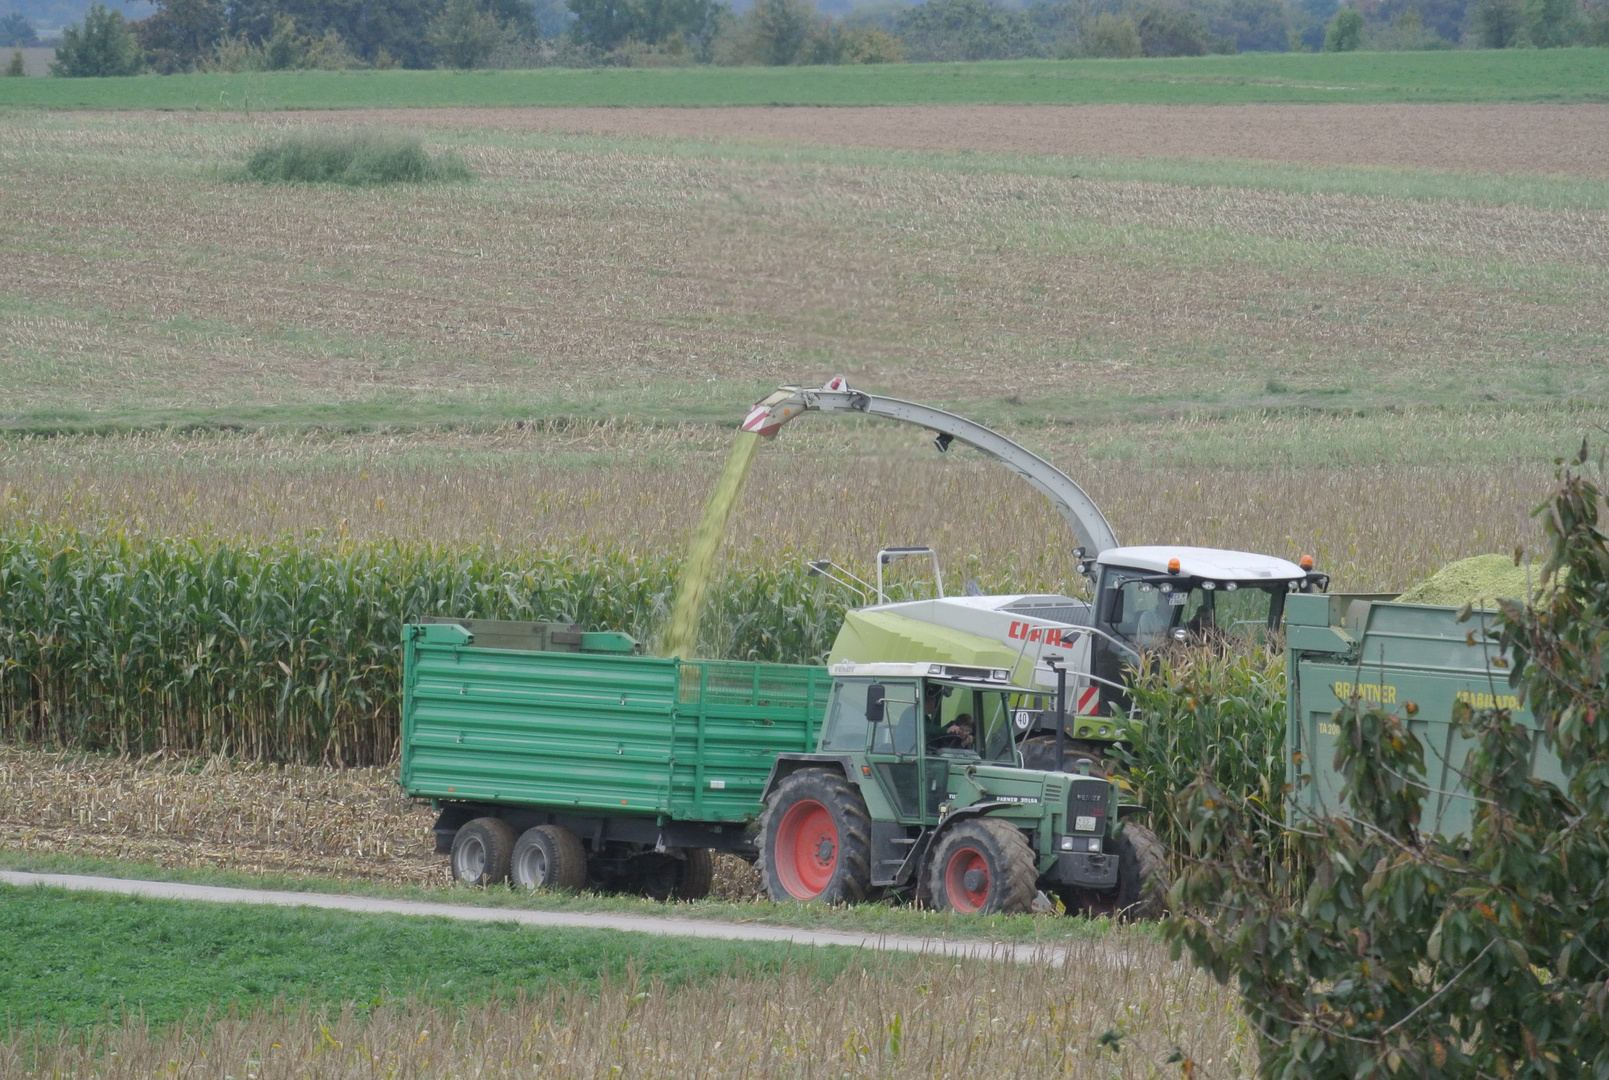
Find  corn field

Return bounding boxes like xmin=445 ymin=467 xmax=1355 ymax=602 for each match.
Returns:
xmin=0 ymin=527 xmax=849 ymax=766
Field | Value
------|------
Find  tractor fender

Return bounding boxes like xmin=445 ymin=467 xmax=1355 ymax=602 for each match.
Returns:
xmin=759 ymin=754 xmax=858 ymax=804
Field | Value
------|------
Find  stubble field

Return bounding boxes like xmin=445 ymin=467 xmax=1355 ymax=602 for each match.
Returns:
xmin=1 ymin=94 xmax=1605 ymax=1073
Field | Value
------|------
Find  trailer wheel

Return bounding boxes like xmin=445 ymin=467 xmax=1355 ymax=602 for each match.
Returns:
xmin=926 ymin=817 xmax=1037 ymax=915
xmin=511 ymin=824 xmax=588 ymax=891
xmin=758 ymin=768 xmax=872 ymax=904
xmin=675 ymin=848 xmax=715 ymax=901
xmin=1062 ymin=821 xmax=1169 ymax=921
xmin=450 ymin=817 xmax=516 ymax=887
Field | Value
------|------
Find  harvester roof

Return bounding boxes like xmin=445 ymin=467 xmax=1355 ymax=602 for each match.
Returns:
xmin=1096 ymin=546 xmax=1306 ymax=581
xmin=827 ymin=660 xmax=1028 ymax=689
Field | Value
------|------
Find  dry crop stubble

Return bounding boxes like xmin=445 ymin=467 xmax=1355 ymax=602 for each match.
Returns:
xmin=1 ymin=939 xmax=1250 ymax=1079
xmin=1 ymin=112 xmax=1605 ymax=425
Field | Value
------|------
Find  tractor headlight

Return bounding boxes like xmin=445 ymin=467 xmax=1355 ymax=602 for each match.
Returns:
xmin=1059 ymin=835 xmax=1076 ymax=851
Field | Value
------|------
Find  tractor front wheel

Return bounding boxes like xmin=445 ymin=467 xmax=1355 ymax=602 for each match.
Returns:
xmin=1062 ymin=821 xmax=1169 ymax=920
xmin=758 ymin=769 xmax=872 ymax=904
xmin=926 ymin=817 xmax=1037 ymax=915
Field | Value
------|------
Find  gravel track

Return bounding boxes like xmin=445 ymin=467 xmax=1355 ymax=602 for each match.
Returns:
xmin=0 ymin=870 xmax=1081 ymax=964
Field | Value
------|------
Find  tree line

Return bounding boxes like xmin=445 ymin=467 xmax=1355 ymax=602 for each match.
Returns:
xmin=14 ymin=0 xmax=1608 ymax=76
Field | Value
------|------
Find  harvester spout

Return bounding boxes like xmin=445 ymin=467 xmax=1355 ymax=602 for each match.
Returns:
xmin=742 ymin=378 xmax=1119 ymax=555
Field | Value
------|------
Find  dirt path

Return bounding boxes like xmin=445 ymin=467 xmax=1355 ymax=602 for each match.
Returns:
xmin=1 ymin=870 xmax=1080 ymax=964
xmin=288 ymin=104 xmax=1609 ymax=177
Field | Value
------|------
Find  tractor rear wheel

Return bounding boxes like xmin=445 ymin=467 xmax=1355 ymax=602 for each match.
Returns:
xmin=1020 ymin=736 xmax=1121 ymax=779
xmin=511 ymin=824 xmax=588 ymax=891
xmin=450 ymin=817 xmax=517 ymax=887
xmin=926 ymin=817 xmax=1037 ymax=915
xmin=758 ymin=769 xmax=872 ymax=904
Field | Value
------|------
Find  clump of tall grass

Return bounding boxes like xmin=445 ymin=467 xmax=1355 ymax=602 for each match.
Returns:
xmin=0 ymin=526 xmax=848 ymax=765
xmin=242 ymin=131 xmax=473 ymax=186
xmin=1124 ymin=645 xmax=1290 ymax=880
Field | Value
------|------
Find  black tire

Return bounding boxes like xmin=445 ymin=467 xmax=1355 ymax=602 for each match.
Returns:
xmin=511 ymin=824 xmax=589 ymax=891
xmin=925 ymin=817 xmax=1037 ymax=915
xmin=1019 ymin=735 xmax=1118 ymax=777
xmin=1062 ymin=821 xmax=1170 ymax=921
xmin=450 ymin=817 xmax=517 ymax=886
xmin=1112 ymin=821 xmax=1169 ymax=920
xmin=757 ymin=768 xmax=872 ymax=904
xmin=675 ymin=848 xmax=715 ymax=901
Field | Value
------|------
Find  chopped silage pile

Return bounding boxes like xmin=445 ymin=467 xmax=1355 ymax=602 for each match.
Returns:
xmin=1395 ymin=553 xmax=1558 ymax=608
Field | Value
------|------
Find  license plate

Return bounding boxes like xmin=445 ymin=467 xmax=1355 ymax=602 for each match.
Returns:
xmin=1075 ymin=815 xmax=1097 ymax=832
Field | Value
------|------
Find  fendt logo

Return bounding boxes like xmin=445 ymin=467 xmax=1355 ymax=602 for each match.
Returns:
xmin=1007 ymin=621 xmax=1073 ymax=646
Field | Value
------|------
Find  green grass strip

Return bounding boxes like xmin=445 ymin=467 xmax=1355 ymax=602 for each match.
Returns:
xmin=0 ymin=883 xmax=877 ymax=1030
xmin=0 ymin=851 xmax=1125 ymax=946
xmin=2 ymin=51 xmax=1607 ymax=111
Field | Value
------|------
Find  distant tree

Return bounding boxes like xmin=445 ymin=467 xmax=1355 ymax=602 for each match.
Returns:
xmin=1471 ymin=0 xmax=1522 ymax=41
xmin=1582 ymin=0 xmax=1609 ymax=41
xmin=1083 ymin=11 xmax=1142 ymax=54
xmin=4 ymin=47 xmax=23 ymax=73
xmin=1523 ymin=0 xmax=1578 ymax=44
xmin=1134 ymin=3 xmax=1210 ymax=54
xmin=567 ymin=0 xmax=724 ymax=50
xmin=1322 ymin=4 xmax=1363 ymax=46
xmin=895 ymin=0 xmax=1038 ymax=61
xmin=134 ymin=0 xmax=226 ymax=72
xmin=429 ymin=0 xmax=504 ymax=65
xmin=747 ymin=0 xmax=817 ymax=61
xmin=51 ymin=3 xmax=145 ymax=75
xmin=226 ymin=0 xmax=442 ymax=67
xmin=1 ymin=11 xmax=37 ymax=46
xmin=1208 ymin=0 xmax=1290 ymax=50
xmin=837 ymin=22 xmax=901 ymax=57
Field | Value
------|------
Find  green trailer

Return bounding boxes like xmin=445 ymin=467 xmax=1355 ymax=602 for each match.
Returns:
xmin=1286 ymin=592 xmax=1563 ymax=837
xmin=401 ymin=619 xmax=831 ymax=897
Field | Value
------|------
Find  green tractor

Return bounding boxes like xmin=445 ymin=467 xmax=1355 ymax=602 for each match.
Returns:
xmin=756 ymin=662 xmax=1168 ymax=917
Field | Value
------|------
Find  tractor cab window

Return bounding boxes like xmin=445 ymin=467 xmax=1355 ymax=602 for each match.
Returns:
xmin=822 ymin=679 xmax=873 ymax=752
xmin=927 ymin=682 xmax=1019 ymax=765
xmin=869 ymin=681 xmax=920 ymax=757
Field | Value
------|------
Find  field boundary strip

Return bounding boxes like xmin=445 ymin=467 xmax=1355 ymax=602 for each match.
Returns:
xmin=0 ymin=870 xmax=1084 ymax=964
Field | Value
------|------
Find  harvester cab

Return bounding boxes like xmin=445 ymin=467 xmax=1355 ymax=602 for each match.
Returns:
xmin=757 ymin=661 xmax=1167 ymax=917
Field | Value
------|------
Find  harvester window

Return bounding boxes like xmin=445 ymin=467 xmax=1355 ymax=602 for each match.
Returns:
xmin=1112 ymin=580 xmax=1176 ymax=648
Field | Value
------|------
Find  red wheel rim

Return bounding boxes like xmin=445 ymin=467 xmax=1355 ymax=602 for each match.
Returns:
xmin=775 ymin=799 xmax=837 ymax=898
xmin=944 ymin=846 xmax=991 ymax=913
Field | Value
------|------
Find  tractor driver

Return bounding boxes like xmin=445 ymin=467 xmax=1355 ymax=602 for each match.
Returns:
xmin=931 ymin=712 xmax=975 ymax=751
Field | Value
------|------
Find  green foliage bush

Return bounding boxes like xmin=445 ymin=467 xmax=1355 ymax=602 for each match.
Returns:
xmin=1321 ymin=4 xmax=1363 ymax=48
xmin=243 ymin=132 xmax=473 ymax=185
xmin=1166 ymin=454 xmax=1609 ymax=1078
xmin=50 ymin=3 xmax=144 ymax=76
xmin=896 ymin=0 xmax=1039 ymax=61
xmin=4 ymin=48 xmax=23 ymax=75
xmin=1082 ymin=12 xmax=1143 ymax=56
xmin=0 ymin=528 xmax=849 ymax=764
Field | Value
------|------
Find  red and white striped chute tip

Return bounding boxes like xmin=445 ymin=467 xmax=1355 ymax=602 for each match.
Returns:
xmin=741 ymin=403 xmax=784 ymax=437
xmin=823 ymin=375 xmax=851 ymax=391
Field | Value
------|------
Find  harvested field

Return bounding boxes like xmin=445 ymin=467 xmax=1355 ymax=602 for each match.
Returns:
xmin=0 ymin=746 xmax=765 ymax=896
xmin=3 ymin=933 xmax=1247 ymax=1078
xmin=304 ymin=103 xmax=1609 ymax=178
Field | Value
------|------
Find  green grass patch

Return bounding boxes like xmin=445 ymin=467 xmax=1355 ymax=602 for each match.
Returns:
xmin=2 ymin=50 xmax=1606 ymax=111
xmin=243 ymin=131 xmax=472 ymax=186
xmin=0 ymin=851 xmax=1122 ymax=945
xmin=0 ymin=883 xmax=880 ymax=1030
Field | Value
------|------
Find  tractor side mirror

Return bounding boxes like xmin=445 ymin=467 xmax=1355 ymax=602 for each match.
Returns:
xmin=865 ymin=684 xmax=886 ymax=724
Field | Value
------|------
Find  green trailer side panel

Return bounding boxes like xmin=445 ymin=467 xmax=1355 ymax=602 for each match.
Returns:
xmin=1287 ymin=595 xmax=1562 ymax=838
xmin=400 ymin=628 xmax=828 ymax=824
